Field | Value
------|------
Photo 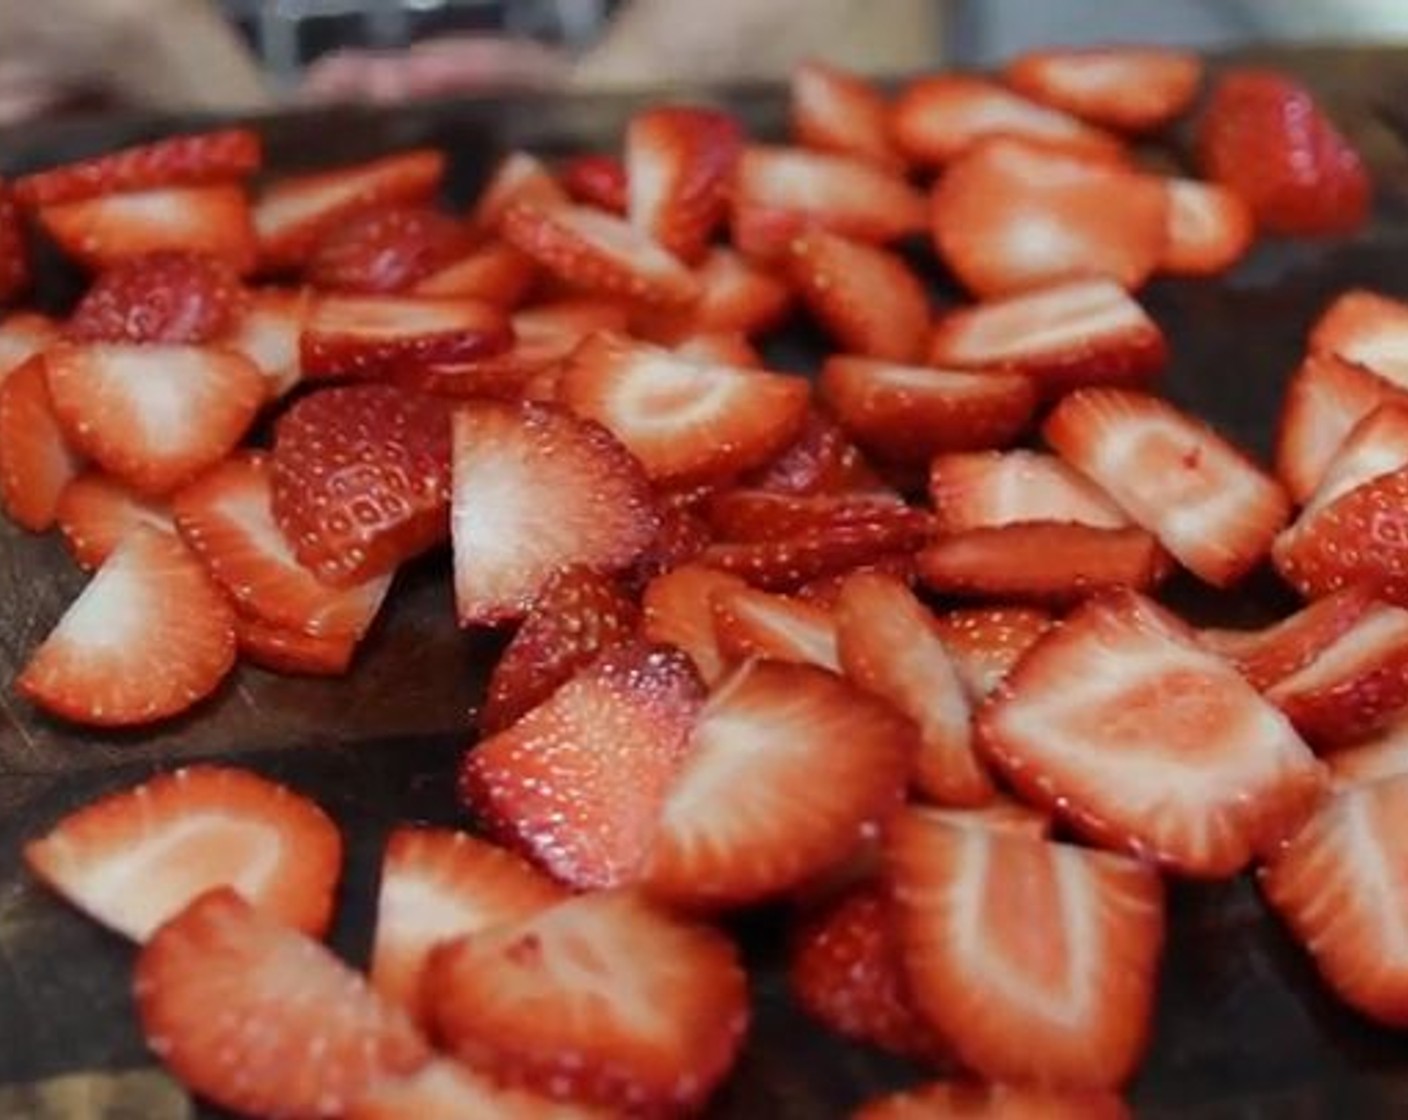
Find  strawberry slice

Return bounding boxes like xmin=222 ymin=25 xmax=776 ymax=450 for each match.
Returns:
xmin=1004 ymin=47 xmax=1202 ymax=133
xmin=885 ymin=807 xmax=1164 ymax=1089
xmin=788 ymin=880 xmax=947 ymax=1062
xmin=173 ymin=453 xmax=392 ymax=640
xmin=13 ymin=128 xmax=261 ymax=207
xmin=559 ymin=153 xmax=628 ymax=214
xmin=460 ymin=642 xmax=703 ymax=889
xmin=1329 ymin=717 xmax=1408 ymax=788
xmin=306 ymin=206 xmax=474 ymax=294
xmin=370 ymin=827 xmax=564 ymax=1026
xmin=0 ymin=179 xmax=30 ymax=303
xmin=501 ymin=201 xmax=699 ymax=306
xmin=66 ymin=250 xmax=247 ymax=344
xmin=1158 ymin=178 xmax=1255 ymax=277
xmin=626 ymin=105 xmax=742 ymax=263
xmin=786 ymin=230 xmax=930 ymax=362
xmin=18 ymin=526 xmax=236 ymax=726
xmin=37 ymin=184 xmax=258 ymax=274
xmin=928 ymin=278 xmax=1166 ymax=396
xmin=790 ymin=58 xmax=903 ymax=169
xmin=55 ymin=471 xmax=173 ymax=571
xmin=0 ymin=354 xmax=84 ymax=531
xmin=836 ymin=571 xmax=993 ymax=805
xmin=300 ymin=294 xmax=511 ymax=379
xmin=710 ymin=583 xmax=841 ymax=671
xmin=451 ymin=401 xmax=657 ymax=624
xmin=467 ymin=151 xmax=569 ymax=235
xmin=641 ymin=659 xmax=912 ymax=906
xmin=891 ymin=75 xmax=1126 ymax=166
xmin=558 ymin=331 xmax=809 ymax=484
xmin=25 ymin=764 xmax=340 ymax=941
xmin=930 ymin=138 xmax=1168 ymax=299
xmin=44 ymin=341 xmax=265 ymax=496
xmin=641 ymin=564 xmax=749 ymax=685
xmin=1309 ymin=289 xmax=1408 ymax=389
xmin=1261 ymin=772 xmax=1408 ymax=1026
xmin=742 ymin=408 xmax=882 ymax=496
xmin=479 ymin=566 xmax=640 ymax=733
xmin=637 ymin=247 xmax=792 ymax=343
xmin=427 ymin=889 xmax=748 ymax=1112
xmin=1294 ymin=402 xmax=1408 ymax=526
xmin=1198 ymin=69 xmax=1370 ymax=237
xmin=0 ymin=310 xmax=58 ymax=379
xmin=348 ymin=1059 xmax=613 ymax=1120
xmin=1044 ymin=388 xmax=1291 ymax=587
xmin=977 ymin=590 xmax=1325 ymax=876
xmin=670 ymin=331 xmax=762 ymax=367
xmin=932 ymin=606 xmax=1054 ymax=701
xmin=412 ymin=240 xmax=538 ymax=306
xmin=630 ymin=500 xmax=712 ymax=583
xmin=856 ymin=1082 xmax=1132 ymax=1120
xmin=702 ymin=519 xmax=934 ymax=592
xmin=929 ymin=449 xmax=1130 ymax=534
xmin=705 ymin=489 xmax=928 ymax=543
xmin=226 ymin=287 xmax=311 ymax=399
xmin=820 ymin=356 xmax=1037 ymax=465
xmin=254 ymin=149 xmax=446 ymax=271
xmin=136 ymin=888 xmax=430 ymax=1119
xmin=236 ymin=616 xmax=358 ymax=677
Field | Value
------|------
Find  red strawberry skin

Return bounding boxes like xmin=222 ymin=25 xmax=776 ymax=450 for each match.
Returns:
xmin=236 ymin=617 xmax=358 ymax=677
xmin=0 ymin=179 xmax=31 ymax=303
xmin=299 ymin=295 xmax=512 ymax=380
xmin=66 ymin=251 xmax=247 ymax=344
xmin=0 ymin=353 xmax=84 ymax=532
xmin=858 ymin=1083 xmax=1132 ymax=1120
xmin=560 ymin=154 xmax=629 ymax=214
xmin=306 ymin=206 xmax=474 ymax=294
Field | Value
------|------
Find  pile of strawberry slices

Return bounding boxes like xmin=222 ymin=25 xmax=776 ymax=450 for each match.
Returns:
xmin=3 ymin=42 xmax=1405 ymax=1119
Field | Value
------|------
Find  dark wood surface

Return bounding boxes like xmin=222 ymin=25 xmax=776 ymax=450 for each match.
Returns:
xmin=6 ymin=45 xmax=1408 ymax=1118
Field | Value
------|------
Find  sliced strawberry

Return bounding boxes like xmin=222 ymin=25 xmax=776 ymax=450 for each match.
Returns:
xmin=706 ymin=489 xmax=927 ymax=542
xmin=929 ymin=449 xmax=1129 ymax=534
xmin=18 ymin=527 xmax=236 ymax=726
xmin=1261 ymin=772 xmax=1408 ymax=1026
xmin=638 ymin=246 xmax=792 ymax=343
xmin=13 ymin=128 xmax=261 ymax=207
xmin=501 ymin=201 xmax=698 ymax=306
xmin=66 ymin=250 xmax=247 ymax=344
xmin=254 ymin=149 xmax=446 ymax=271
xmin=55 ymin=471 xmax=174 ymax=571
xmin=856 ymin=1081 xmax=1132 ymax=1119
xmin=630 ymin=500 xmax=712 ymax=583
xmin=1295 ymin=402 xmax=1408 ymax=527
xmin=468 ymin=151 xmax=569 ymax=235
xmin=730 ymin=204 xmax=812 ymax=263
xmin=742 ymin=408 xmax=882 ymax=495
xmin=1198 ymin=69 xmax=1370 ymax=237
xmin=226 ymin=287 xmax=311 ymax=399
xmin=559 ymin=153 xmax=628 ymax=214
xmin=428 ymin=889 xmax=747 ymax=1112
xmin=790 ymin=58 xmax=903 ymax=169
xmin=1045 ymin=388 xmax=1291 ymax=587
xmin=1158 ymin=178 xmax=1255 ymax=277
xmin=932 ymin=606 xmax=1054 ymax=701
xmin=306 ymin=205 xmax=474 ymax=294
xmin=1329 ymin=717 xmax=1408 ymax=788
xmin=820 ymin=355 xmax=1037 ymax=465
xmin=930 ymin=138 xmax=1167 ymax=299
xmin=702 ymin=519 xmax=934 ymax=592
xmin=0 ymin=354 xmax=84 ymax=531
xmin=370 ymin=827 xmax=565 ymax=1026
xmin=0 ymin=310 xmax=58 ymax=379
xmin=928 ymin=278 xmax=1167 ymax=396
xmin=412 ymin=240 xmax=538 ymax=306
xmin=795 ymin=553 xmax=918 ymax=608
xmin=38 ymin=184 xmax=258 ymax=274
xmin=836 ymin=571 xmax=993 ymax=805
xmin=480 ymin=566 xmax=640 ymax=733
xmin=136 ymin=888 xmax=430 ymax=1119
xmin=641 ymin=564 xmax=748 ymax=685
xmin=887 ymin=807 xmax=1163 ymax=1089
xmin=670 ymin=332 xmax=761 ymax=367
xmin=977 ymin=590 xmax=1326 ymax=876
xmin=236 ymin=616 xmax=358 ymax=677
xmin=1309 ymin=289 xmax=1408 ymax=390
xmin=25 ymin=765 xmax=339 ymax=941
xmin=786 ymin=230 xmax=930 ymax=362
xmin=299 ymin=294 xmax=511 ymax=379
xmin=348 ymin=1059 xmax=613 ymax=1120
xmin=641 ymin=659 xmax=912 ymax=906
xmin=451 ymin=401 xmax=657 ymax=624
xmin=710 ymin=583 xmax=840 ymax=671
xmin=0 ymin=179 xmax=30 ymax=303
xmin=1004 ymin=46 xmax=1202 ymax=133
xmin=44 ymin=341 xmax=264 ymax=496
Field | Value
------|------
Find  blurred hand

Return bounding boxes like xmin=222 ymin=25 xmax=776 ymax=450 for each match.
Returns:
xmin=301 ymin=36 xmax=567 ymax=104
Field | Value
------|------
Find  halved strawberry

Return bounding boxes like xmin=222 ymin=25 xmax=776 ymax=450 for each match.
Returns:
xmin=55 ymin=472 xmax=173 ymax=571
xmin=18 ymin=527 xmax=237 ymax=726
xmin=427 ymin=889 xmax=747 ymax=1112
xmin=702 ymin=520 xmax=933 ymax=592
xmin=1295 ymin=402 xmax=1408 ymax=526
xmin=977 ymin=590 xmax=1325 ymax=876
xmin=929 ymin=449 xmax=1129 ymax=534
xmin=451 ymin=401 xmax=657 ymax=624
xmin=66 ymin=250 xmax=247 ymax=344
xmin=254 ymin=149 xmax=446 ymax=271
xmin=891 ymin=75 xmax=1126 ymax=167
xmin=226 ymin=287 xmax=311 ymax=399
xmin=705 ymin=489 xmax=927 ymax=543
xmin=412 ymin=240 xmax=538 ymax=306
xmin=461 ymin=641 xmax=703 ymax=889
xmin=1261 ymin=772 xmax=1408 ymax=1025
xmin=1197 ymin=69 xmax=1370 ymax=237
xmin=0 ymin=310 xmax=58 ymax=379
xmin=25 ymin=765 xmax=340 ymax=941
xmin=710 ymin=583 xmax=840 ymax=671
xmin=270 ymin=383 xmax=453 ymax=586
xmin=836 ymin=571 xmax=992 ymax=805
xmin=928 ymin=278 xmax=1167 ymax=396
xmin=300 ymin=294 xmax=511 ymax=379
xmin=790 ymin=58 xmax=903 ymax=169
xmin=0 ymin=354 xmax=84 ymax=531
xmin=370 ymin=827 xmax=564 ymax=1026
xmin=1309 ymin=290 xmax=1408 ymax=389
xmin=479 ymin=566 xmax=640 ymax=733
xmin=1045 ymin=388 xmax=1291 ymax=587
xmin=236 ymin=616 xmax=358 ymax=677
xmin=742 ymin=408 xmax=882 ymax=495
xmin=559 ymin=154 xmax=628 ymax=214
xmin=0 ymin=179 xmax=30 ymax=303
xmin=641 ymin=564 xmax=748 ymax=685
xmin=136 ymin=889 xmax=430 ymax=1119
xmin=856 ymin=1082 xmax=1132 ymax=1119
xmin=637 ymin=247 xmax=792 ymax=343
xmin=1328 ymin=717 xmax=1408 ymax=788
xmin=786 ymin=230 xmax=930 ymax=362
xmin=13 ymin=128 xmax=261 ymax=207
xmin=37 ymin=184 xmax=258 ymax=274
xmin=44 ymin=341 xmax=265 ymax=496
xmin=1158 ymin=178 xmax=1255 ymax=277
xmin=641 ymin=659 xmax=912 ymax=906
xmin=468 ymin=151 xmax=569 ymax=235
xmin=820 ymin=355 xmax=1037 ymax=465
xmin=501 ymin=201 xmax=698 ymax=306
xmin=887 ymin=808 xmax=1162 ymax=1089
xmin=1004 ymin=47 xmax=1202 ymax=133
xmin=930 ymin=138 xmax=1168 ymax=299
xmin=627 ymin=105 xmax=742 ymax=264
xmin=932 ymin=606 xmax=1054 ymax=701
xmin=348 ymin=1059 xmax=613 ymax=1120
xmin=306 ymin=205 xmax=474 ymax=294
